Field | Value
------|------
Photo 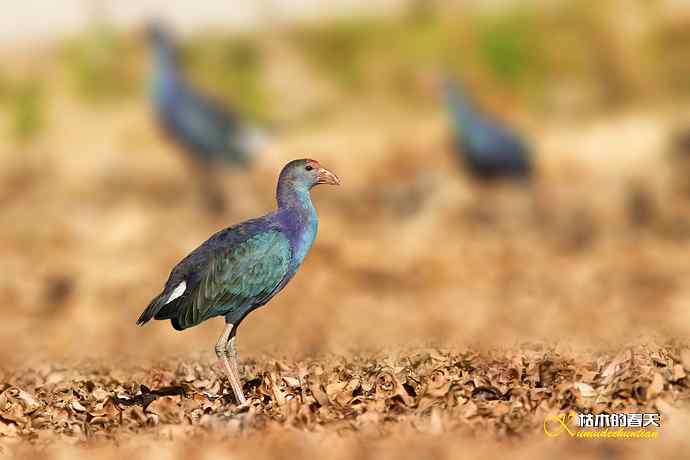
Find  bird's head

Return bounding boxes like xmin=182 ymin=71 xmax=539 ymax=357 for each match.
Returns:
xmin=145 ymin=22 xmax=180 ymax=74
xmin=146 ymin=21 xmax=168 ymax=44
xmin=441 ymin=76 xmax=470 ymax=106
xmin=279 ymin=159 xmax=340 ymax=190
xmin=145 ymin=22 xmax=177 ymax=56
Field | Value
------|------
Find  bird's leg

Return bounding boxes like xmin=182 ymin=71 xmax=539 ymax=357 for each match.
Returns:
xmin=185 ymin=160 xmax=226 ymax=214
xmin=225 ymin=336 xmax=245 ymax=403
xmin=201 ymin=178 xmax=227 ymax=214
xmin=214 ymin=323 xmax=247 ymax=405
xmin=199 ymin=166 xmax=227 ymax=215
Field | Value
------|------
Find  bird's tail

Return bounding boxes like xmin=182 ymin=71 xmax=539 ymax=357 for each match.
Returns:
xmin=136 ymin=292 xmax=168 ymax=326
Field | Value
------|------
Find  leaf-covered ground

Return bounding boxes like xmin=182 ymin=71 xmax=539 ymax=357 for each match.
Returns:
xmin=2 ymin=342 xmax=689 ymax=458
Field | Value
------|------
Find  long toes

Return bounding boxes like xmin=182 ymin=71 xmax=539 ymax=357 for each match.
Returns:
xmin=232 ymin=401 xmax=251 ymax=414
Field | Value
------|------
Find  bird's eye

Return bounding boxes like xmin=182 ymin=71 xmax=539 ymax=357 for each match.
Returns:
xmin=305 ymin=165 xmax=314 ymax=171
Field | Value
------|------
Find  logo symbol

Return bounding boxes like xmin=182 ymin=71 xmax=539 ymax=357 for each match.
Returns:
xmin=544 ymin=411 xmax=578 ymax=437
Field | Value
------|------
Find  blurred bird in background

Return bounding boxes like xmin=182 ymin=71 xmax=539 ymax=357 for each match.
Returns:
xmin=147 ymin=22 xmax=270 ymax=214
xmin=137 ymin=159 xmax=340 ymax=404
xmin=443 ymin=77 xmax=533 ymax=182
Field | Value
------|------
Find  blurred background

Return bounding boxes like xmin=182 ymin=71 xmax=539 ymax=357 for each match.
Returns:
xmin=2 ymin=0 xmax=690 ymax=364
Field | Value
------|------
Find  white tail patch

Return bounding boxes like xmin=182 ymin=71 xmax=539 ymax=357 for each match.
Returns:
xmin=238 ymin=125 xmax=271 ymax=156
xmin=166 ymin=281 xmax=186 ymax=304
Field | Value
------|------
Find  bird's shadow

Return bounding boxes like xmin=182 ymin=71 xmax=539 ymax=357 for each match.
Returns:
xmin=112 ymin=381 xmax=254 ymax=415
xmin=112 ymin=385 xmax=188 ymax=413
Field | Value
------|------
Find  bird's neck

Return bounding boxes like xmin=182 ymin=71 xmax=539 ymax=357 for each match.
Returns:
xmin=276 ymin=182 xmax=318 ymax=265
xmin=151 ymin=44 xmax=180 ymax=97
xmin=277 ymin=182 xmax=315 ymax=215
xmin=448 ymin=86 xmax=475 ymax=126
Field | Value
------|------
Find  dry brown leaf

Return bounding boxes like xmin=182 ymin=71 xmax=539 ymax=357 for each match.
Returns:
xmin=12 ymin=389 xmax=41 ymax=415
xmin=283 ymin=376 xmax=300 ymax=388
xmin=308 ymin=380 xmax=329 ymax=407
xmin=461 ymin=401 xmax=478 ymax=419
xmin=672 ymin=364 xmax=686 ymax=381
xmin=325 ymin=381 xmax=348 ymax=401
xmin=70 ymin=400 xmax=86 ymax=412
xmin=601 ymin=349 xmax=632 ymax=383
xmin=91 ymin=389 xmax=109 ymax=402
xmin=681 ymin=349 xmax=690 ymax=370
xmin=574 ymin=382 xmax=596 ymax=397
xmin=0 ymin=421 xmax=18 ymax=438
xmin=646 ymin=372 xmax=665 ymax=400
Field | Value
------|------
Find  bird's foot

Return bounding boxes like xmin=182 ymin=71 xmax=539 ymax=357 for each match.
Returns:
xmin=213 ymin=359 xmax=247 ymax=407
xmin=234 ymin=399 xmax=251 ymax=412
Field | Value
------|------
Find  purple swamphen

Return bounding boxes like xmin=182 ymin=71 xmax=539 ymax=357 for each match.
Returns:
xmin=444 ymin=78 xmax=533 ymax=181
xmin=137 ymin=159 xmax=340 ymax=404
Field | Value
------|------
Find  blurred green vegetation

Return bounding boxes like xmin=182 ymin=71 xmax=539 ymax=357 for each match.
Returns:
xmin=475 ymin=9 xmax=545 ymax=85
xmin=53 ymin=8 xmax=549 ymax=116
xmin=291 ymin=17 xmax=386 ymax=91
xmin=291 ymin=13 xmax=459 ymax=94
xmin=654 ymin=18 xmax=690 ymax=95
xmin=0 ymin=73 xmax=10 ymax=102
xmin=9 ymin=79 xmax=44 ymax=143
xmin=9 ymin=2 xmax=684 ymax=125
xmin=290 ymin=6 xmax=547 ymax=96
xmin=185 ymin=34 xmax=269 ymax=121
xmin=61 ymin=26 xmax=140 ymax=102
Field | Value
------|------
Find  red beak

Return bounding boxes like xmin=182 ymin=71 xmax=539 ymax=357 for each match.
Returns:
xmin=316 ymin=167 xmax=340 ymax=186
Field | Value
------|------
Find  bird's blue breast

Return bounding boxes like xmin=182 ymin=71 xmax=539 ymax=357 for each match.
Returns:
xmin=274 ymin=198 xmax=319 ymax=280
xmin=151 ymin=50 xmax=178 ymax=107
xmin=293 ymin=210 xmax=318 ymax=268
xmin=286 ymin=208 xmax=318 ymax=272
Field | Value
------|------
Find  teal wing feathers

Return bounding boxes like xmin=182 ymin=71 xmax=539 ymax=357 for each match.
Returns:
xmin=171 ymin=229 xmax=291 ymax=330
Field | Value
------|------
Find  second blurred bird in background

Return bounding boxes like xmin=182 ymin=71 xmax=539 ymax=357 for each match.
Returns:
xmin=146 ymin=22 xmax=271 ymax=214
xmin=443 ymin=75 xmax=533 ymax=182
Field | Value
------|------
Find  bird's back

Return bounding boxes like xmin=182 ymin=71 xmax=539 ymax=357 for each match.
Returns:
xmin=137 ymin=215 xmax=292 ymax=330
xmin=458 ymin=116 xmax=531 ymax=179
xmin=160 ymin=84 xmax=250 ymax=165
